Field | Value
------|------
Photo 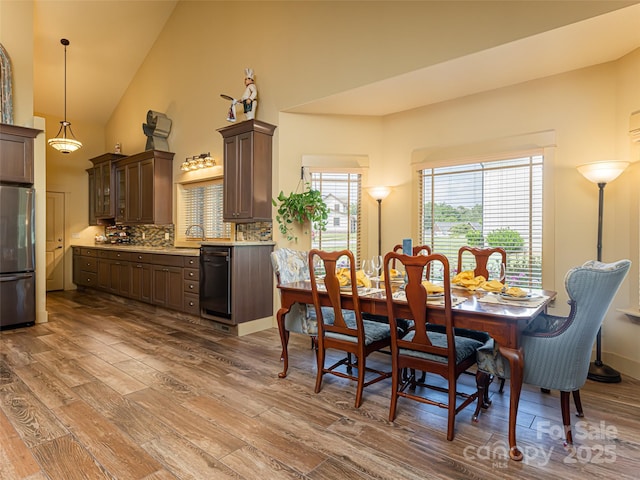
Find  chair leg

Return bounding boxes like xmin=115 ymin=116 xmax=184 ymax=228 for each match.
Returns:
xmin=447 ymin=381 xmax=456 ymax=441
xmin=314 ymin=344 xmax=325 ymax=394
xmin=498 ymin=377 xmax=506 ymax=393
xmin=389 ymin=367 xmax=399 ymax=422
xmin=473 ymin=371 xmax=491 ymax=422
xmin=541 ymin=388 xmax=551 ymax=394
xmin=560 ymin=391 xmax=573 ymax=445
xmin=354 ymin=354 xmax=365 ymax=408
xmin=572 ymin=390 xmax=584 ymax=417
xmin=310 ymin=335 xmax=317 ymax=350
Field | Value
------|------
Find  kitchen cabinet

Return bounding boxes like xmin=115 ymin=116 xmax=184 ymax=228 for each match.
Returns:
xmin=0 ymin=124 xmax=40 ymax=184
xmin=115 ymin=150 xmax=173 ymax=224
xmin=218 ymin=120 xmax=276 ymax=222
xmin=87 ymin=153 xmax=126 ymax=224
xmin=72 ymin=248 xmax=98 ymax=287
xmin=73 ymin=247 xmax=197 ymax=315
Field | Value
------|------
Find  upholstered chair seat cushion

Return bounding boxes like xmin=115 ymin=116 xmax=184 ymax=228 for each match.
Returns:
xmin=325 ymin=316 xmax=392 ymax=346
xmin=401 ymin=330 xmax=486 ymax=364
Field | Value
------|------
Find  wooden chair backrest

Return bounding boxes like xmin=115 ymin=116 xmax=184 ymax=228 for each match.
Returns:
xmin=457 ymin=246 xmax=506 ymax=280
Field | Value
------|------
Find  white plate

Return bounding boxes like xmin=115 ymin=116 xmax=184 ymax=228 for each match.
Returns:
xmin=427 ymin=292 xmax=445 ymax=298
xmin=499 ymin=292 xmax=532 ymax=301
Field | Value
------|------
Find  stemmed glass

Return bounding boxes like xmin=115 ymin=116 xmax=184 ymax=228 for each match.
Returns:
xmin=361 ymin=259 xmax=375 ymax=279
xmin=489 ymin=262 xmax=506 ymax=283
xmin=371 ymin=255 xmax=382 ymax=278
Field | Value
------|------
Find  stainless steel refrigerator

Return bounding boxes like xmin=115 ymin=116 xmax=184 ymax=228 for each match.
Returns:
xmin=0 ymin=185 xmax=35 ymax=329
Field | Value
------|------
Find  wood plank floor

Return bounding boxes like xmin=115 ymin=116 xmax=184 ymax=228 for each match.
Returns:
xmin=1 ymin=290 xmax=639 ymax=480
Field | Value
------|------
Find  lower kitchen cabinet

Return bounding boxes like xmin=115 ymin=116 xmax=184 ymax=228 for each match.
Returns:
xmin=152 ymin=264 xmax=183 ymax=311
xmin=72 ymin=247 xmax=198 ymax=315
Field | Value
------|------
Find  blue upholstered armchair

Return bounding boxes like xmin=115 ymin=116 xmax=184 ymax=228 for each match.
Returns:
xmin=477 ymin=259 xmax=631 ymax=444
xmin=270 ymin=248 xmax=317 ymax=335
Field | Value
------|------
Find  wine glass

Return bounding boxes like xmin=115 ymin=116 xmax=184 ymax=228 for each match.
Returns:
xmin=361 ymin=259 xmax=374 ymax=279
xmin=489 ymin=262 xmax=506 ymax=283
xmin=371 ymin=255 xmax=382 ymax=277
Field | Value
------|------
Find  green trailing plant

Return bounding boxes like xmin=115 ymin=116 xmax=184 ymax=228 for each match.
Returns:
xmin=272 ymin=183 xmax=329 ymax=241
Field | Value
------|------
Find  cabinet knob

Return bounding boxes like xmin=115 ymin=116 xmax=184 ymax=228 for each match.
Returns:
xmin=189 ymin=301 xmax=195 ymax=306
xmin=189 ymin=272 xmax=194 ymax=277
xmin=189 ymin=284 xmax=194 ymax=289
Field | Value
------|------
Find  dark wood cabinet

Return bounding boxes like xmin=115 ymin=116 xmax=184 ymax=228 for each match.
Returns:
xmin=115 ymin=150 xmax=174 ymax=224
xmin=218 ymin=120 xmax=276 ymax=222
xmin=151 ymin=263 xmax=183 ymax=311
xmin=0 ymin=124 xmax=40 ymax=184
xmin=73 ymin=247 xmax=197 ymax=315
xmin=87 ymin=153 xmax=126 ymax=224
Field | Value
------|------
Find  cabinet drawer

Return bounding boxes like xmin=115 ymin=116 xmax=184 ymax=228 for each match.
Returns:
xmin=184 ymin=278 xmax=199 ymax=294
xmin=152 ymin=254 xmax=184 ymax=267
xmin=131 ymin=252 xmax=153 ymax=263
xmin=107 ymin=250 xmax=132 ymax=261
xmin=79 ymin=272 xmax=97 ymax=286
xmin=184 ymin=268 xmax=199 ymax=281
xmin=78 ymin=248 xmax=97 ymax=257
xmin=183 ymin=293 xmax=199 ymax=315
xmin=183 ymin=256 xmax=199 ymax=268
xmin=78 ymin=258 xmax=98 ymax=272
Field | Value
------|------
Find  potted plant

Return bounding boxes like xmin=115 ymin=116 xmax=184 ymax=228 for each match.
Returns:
xmin=272 ymin=183 xmax=329 ymax=241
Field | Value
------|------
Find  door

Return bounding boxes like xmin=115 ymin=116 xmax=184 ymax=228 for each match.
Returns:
xmin=46 ymin=191 xmax=65 ymax=291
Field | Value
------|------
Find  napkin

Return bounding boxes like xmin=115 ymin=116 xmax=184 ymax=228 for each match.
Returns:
xmin=336 ymin=268 xmax=372 ymax=288
xmin=452 ymin=270 xmax=486 ymax=290
xmin=480 ymin=279 xmax=505 ymax=292
xmin=503 ymin=286 xmax=527 ymax=298
xmin=380 ymin=269 xmax=400 ymax=281
xmin=422 ymin=280 xmax=444 ymax=294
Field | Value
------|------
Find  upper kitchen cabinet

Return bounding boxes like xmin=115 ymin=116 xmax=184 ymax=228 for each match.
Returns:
xmin=87 ymin=152 xmax=126 ymax=223
xmin=115 ymin=150 xmax=174 ymax=225
xmin=218 ymin=120 xmax=276 ymax=222
xmin=0 ymin=124 xmax=41 ymax=185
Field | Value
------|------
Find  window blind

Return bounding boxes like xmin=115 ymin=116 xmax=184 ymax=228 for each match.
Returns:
xmin=179 ymin=180 xmax=231 ymax=240
xmin=310 ymin=172 xmax=362 ymax=263
xmin=419 ymin=154 xmax=543 ymax=288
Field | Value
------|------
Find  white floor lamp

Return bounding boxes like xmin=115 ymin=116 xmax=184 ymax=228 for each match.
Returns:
xmin=577 ymin=160 xmax=629 ymax=383
xmin=367 ymin=186 xmax=391 ymax=258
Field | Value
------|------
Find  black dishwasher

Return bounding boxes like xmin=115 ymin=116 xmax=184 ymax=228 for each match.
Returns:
xmin=200 ymin=246 xmax=232 ymax=321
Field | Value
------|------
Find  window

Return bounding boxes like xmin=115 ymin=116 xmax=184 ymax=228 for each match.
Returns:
xmin=310 ymin=171 xmax=362 ymax=261
xmin=418 ymin=153 xmax=543 ymax=288
xmin=178 ymin=180 xmax=231 ymax=240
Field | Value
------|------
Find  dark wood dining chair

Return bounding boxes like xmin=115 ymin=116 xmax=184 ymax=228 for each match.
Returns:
xmin=383 ymin=251 xmax=490 ymax=440
xmin=392 ymin=243 xmax=432 ymax=277
xmin=308 ymin=249 xmax=392 ymax=408
xmin=457 ymin=246 xmax=506 ymax=281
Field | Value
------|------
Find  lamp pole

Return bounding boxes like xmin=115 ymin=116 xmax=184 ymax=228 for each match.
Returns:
xmin=587 ymin=181 xmax=621 ymax=383
xmin=376 ymin=198 xmax=382 ymax=258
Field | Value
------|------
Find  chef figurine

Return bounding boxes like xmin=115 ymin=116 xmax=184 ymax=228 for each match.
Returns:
xmin=223 ymin=68 xmax=258 ymax=122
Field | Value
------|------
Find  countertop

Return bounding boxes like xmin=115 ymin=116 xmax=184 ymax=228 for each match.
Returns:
xmin=73 ymin=241 xmax=275 ymax=256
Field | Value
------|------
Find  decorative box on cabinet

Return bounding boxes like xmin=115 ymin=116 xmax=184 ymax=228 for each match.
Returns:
xmin=0 ymin=124 xmax=41 ymax=184
xmin=218 ymin=120 xmax=276 ymax=222
xmin=115 ymin=150 xmax=174 ymax=224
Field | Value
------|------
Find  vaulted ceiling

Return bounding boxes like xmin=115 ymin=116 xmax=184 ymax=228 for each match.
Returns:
xmin=33 ymin=1 xmax=640 ymax=124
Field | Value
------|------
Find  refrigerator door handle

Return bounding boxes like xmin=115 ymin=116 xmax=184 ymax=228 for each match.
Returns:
xmin=0 ymin=274 xmax=32 ymax=282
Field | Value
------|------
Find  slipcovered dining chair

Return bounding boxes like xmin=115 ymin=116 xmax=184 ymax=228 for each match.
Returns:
xmin=457 ymin=246 xmax=507 ymax=281
xmin=476 ymin=259 xmax=631 ymax=445
xmin=384 ymin=251 xmax=491 ymax=440
xmin=309 ymin=249 xmax=393 ymax=408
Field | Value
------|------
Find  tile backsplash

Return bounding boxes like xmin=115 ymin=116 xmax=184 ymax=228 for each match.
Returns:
xmin=97 ymin=224 xmax=174 ymax=247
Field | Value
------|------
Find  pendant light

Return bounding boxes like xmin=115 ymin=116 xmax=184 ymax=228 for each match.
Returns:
xmin=48 ymin=38 xmax=82 ymax=154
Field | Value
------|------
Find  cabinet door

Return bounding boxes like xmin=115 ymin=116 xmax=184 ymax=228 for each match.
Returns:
xmin=125 ymin=162 xmax=141 ymax=223
xmin=152 ymin=265 xmax=183 ymax=310
xmin=97 ymin=259 xmax=111 ymax=290
xmin=139 ymin=159 xmax=155 ymax=223
xmin=115 ymin=166 xmax=126 ymax=222
xmin=109 ymin=261 xmax=131 ymax=297
xmin=88 ymin=169 xmax=97 ymax=225
xmin=98 ymin=162 xmax=112 ymax=217
xmin=131 ymin=262 xmax=152 ymax=302
xmin=223 ymin=135 xmax=240 ymax=220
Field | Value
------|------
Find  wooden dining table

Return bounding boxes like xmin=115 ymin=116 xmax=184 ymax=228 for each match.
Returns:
xmin=275 ymin=280 xmax=556 ymax=462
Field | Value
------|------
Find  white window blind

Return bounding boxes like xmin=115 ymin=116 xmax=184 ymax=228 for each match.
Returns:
xmin=419 ymin=154 xmax=543 ymax=288
xmin=310 ymin=171 xmax=362 ymax=262
xmin=179 ymin=180 xmax=231 ymax=240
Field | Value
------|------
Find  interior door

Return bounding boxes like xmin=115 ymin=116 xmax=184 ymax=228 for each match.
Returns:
xmin=46 ymin=191 xmax=65 ymax=291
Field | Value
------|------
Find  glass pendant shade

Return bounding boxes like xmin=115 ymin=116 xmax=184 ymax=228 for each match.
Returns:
xmin=48 ymin=38 xmax=82 ymax=154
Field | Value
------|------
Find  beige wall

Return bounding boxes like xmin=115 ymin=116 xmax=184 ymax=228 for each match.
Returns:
xmin=101 ymin=3 xmax=640 ymax=378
